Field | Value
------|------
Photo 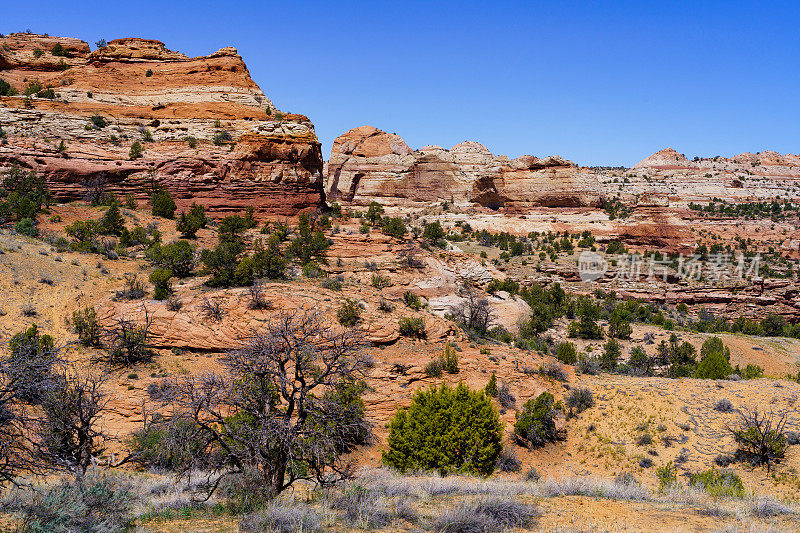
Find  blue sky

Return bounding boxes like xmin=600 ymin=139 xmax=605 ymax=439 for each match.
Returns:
xmin=2 ymin=1 xmax=798 ymax=166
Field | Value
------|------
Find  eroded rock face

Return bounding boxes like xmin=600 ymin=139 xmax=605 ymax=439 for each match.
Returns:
xmin=0 ymin=33 xmax=324 ymax=216
xmin=325 ymin=125 xmax=604 ymax=209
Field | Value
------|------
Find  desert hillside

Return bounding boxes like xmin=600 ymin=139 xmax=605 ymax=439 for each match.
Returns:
xmin=1 ymin=32 xmax=800 ymax=533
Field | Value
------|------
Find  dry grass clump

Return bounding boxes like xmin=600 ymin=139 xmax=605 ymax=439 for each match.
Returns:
xmin=433 ymin=498 xmax=539 ymax=532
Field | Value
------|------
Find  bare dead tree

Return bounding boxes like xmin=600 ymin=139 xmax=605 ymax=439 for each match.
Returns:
xmin=35 ymin=367 xmax=113 ymax=480
xmin=82 ymin=173 xmax=111 ymax=206
xmin=5 ymin=324 xmax=64 ymax=404
xmin=102 ymin=306 xmax=153 ymax=366
xmin=449 ymin=281 xmax=495 ymax=336
xmin=728 ymin=408 xmax=788 ymax=472
xmin=0 ymin=366 xmax=43 ymax=487
xmin=398 ymin=244 xmax=424 ymax=270
xmin=247 ymin=280 xmax=271 ymax=310
xmin=156 ymin=309 xmax=373 ymax=500
xmin=200 ymin=297 xmax=225 ymax=321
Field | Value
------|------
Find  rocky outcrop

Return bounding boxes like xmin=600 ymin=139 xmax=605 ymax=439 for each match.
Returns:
xmin=0 ymin=33 xmax=324 ymax=216
xmin=325 ymin=126 xmax=603 ymax=210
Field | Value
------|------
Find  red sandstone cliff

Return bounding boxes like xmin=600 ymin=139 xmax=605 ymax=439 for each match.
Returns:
xmin=325 ymin=126 xmax=603 ymax=210
xmin=0 ymin=34 xmax=324 ymax=216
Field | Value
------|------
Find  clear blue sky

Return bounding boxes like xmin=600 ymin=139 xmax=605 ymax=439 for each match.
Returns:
xmin=3 ymin=1 xmax=798 ymax=166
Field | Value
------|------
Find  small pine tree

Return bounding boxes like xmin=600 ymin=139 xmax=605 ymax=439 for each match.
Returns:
xmin=485 ymin=372 xmax=498 ymax=397
xmin=441 ymin=342 xmax=459 ymax=374
xmin=98 ymin=201 xmax=125 ymax=236
xmin=694 ymin=337 xmax=733 ymax=379
xmin=600 ymin=338 xmax=621 ymax=371
xmin=151 ymin=189 xmax=177 ymax=219
xmin=556 ymin=341 xmax=578 ymax=365
xmin=149 ymin=268 xmax=173 ymax=300
xmin=129 ymin=141 xmax=143 ymax=160
xmin=514 ymin=392 xmax=560 ymax=448
xmin=383 ymin=382 xmax=502 ymax=476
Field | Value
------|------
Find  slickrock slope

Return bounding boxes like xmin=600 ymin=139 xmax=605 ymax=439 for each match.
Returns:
xmin=325 ymin=125 xmax=604 ymax=210
xmin=0 ymin=34 xmax=324 ymax=215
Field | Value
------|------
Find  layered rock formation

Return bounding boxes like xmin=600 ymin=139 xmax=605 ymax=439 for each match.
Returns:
xmin=325 ymin=126 xmax=603 ymax=210
xmin=0 ymin=34 xmax=324 ymax=216
xmin=598 ymin=147 xmax=800 ymax=204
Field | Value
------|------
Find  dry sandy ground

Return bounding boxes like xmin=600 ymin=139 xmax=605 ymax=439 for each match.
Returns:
xmin=2 ymin=202 xmax=800 ymax=531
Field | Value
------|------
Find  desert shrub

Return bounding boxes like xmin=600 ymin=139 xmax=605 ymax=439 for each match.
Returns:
xmin=384 ymin=382 xmax=502 ymax=476
xmin=371 ymin=273 xmax=391 ymax=289
xmin=212 ymin=129 xmax=231 ymax=146
xmin=337 ymin=298 xmax=362 ymax=327
xmin=398 ymin=316 xmax=425 ymax=338
xmin=186 ymin=136 xmax=198 ymax=148
xmin=751 ymin=497 xmax=794 ymax=518
xmin=628 ymin=345 xmax=651 ymax=376
xmin=576 ymin=355 xmax=600 ymax=375
xmin=497 ymin=382 xmax=515 ymax=409
xmin=514 ymin=392 xmax=560 ymax=448
xmin=423 ymin=221 xmax=446 ymax=245
xmin=600 ymin=338 xmax=621 ymax=371
xmin=15 ymin=475 xmax=134 ymax=533
xmin=382 ymin=217 xmax=407 ymax=239
xmin=166 ymin=296 xmax=182 ymax=312
xmin=149 ymin=268 xmax=173 ymax=300
xmin=567 ymin=317 xmax=602 ymax=340
xmin=690 ymin=469 xmax=745 ymax=498
xmin=151 ymin=311 xmax=372 ymax=499
xmin=609 ymin=311 xmax=633 ymax=339
xmin=115 ymin=274 xmax=146 ymax=300
xmin=247 ymin=281 xmax=271 ymax=310
xmin=200 ymin=297 xmax=225 ymax=321
xmin=151 ymin=189 xmax=177 ymax=219
xmin=90 ymin=115 xmax=108 ymax=129
xmin=731 ymin=409 xmax=787 ymax=471
xmin=176 ymin=210 xmax=201 ymax=239
xmin=694 ymin=336 xmax=733 ymax=379
xmin=565 ymin=387 xmax=594 ymax=416
xmin=7 ymin=324 xmax=59 ymax=403
xmin=1 ymin=165 xmax=50 ymax=222
xmin=496 ymin=447 xmax=522 ymax=473
xmin=0 ymin=77 xmax=17 ymax=96
xmin=287 ymin=213 xmax=330 ymax=266
xmin=321 ymin=276 xmax=343 ymax=291
xmin=636 ymin=433 xmax=652 ymax=446
xmin=433 ymin=498 xmax=538 ymax=533
xmin=128 ymin=141 xmax=143 ymax=160
xmin=378 ymin=299 xmax=394 ymax=313
xmin=71 ymin=306 xmax=101 ymax=347
xmin=524 ymin=467 xmax=541 ymax=482
xmin=147 ymin=240 xmax=194 ymax=278
xmin=15 ymin=218 xmax=37 ymax=236
xmin=327 ymin=485 xmax=394 ymax=529
xmin=424 ymin=359 xmax=443 ymax=378
xmin=656 ymin=462 xmax=678 ymax=492
xmin=714 ymin=398 xmax=734 ymax=412
xmin=127 ymin=417 xmax=202 ymax=470
xmin=402 ymin=290 xmax=423 ymax=310
xmin=103 ymin=314 xmax=152 ymax=366
xmin=441 ymin=343 xmax=459 ymax=373
xmin=201 ymin=239 xmax=246 ymax=287
xmin=364 ymin=201 xmax=384 ymax=225
xmin=555 ymin=341 xmax=578 ymax=364
xmin=739 ymin=363 xmax=763 ymax=379
xmin=537 ymin=362 xmax=567 ymax=382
